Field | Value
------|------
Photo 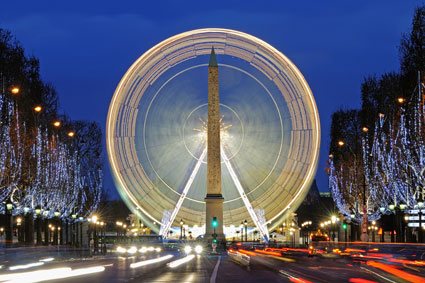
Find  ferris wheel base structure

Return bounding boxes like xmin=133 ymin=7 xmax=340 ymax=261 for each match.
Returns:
xmin=106 ymin=28 xmax=321 ymax=240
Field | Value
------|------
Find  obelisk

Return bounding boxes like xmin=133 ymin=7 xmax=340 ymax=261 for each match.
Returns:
xmin=205 ymin=47 xmax=224 ymax=241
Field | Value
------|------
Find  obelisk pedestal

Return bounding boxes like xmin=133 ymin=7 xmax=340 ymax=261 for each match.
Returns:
xmin=205 ymin=47 xmax=224 ymax=241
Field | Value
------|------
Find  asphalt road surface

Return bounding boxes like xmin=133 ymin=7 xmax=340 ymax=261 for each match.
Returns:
xmin=1 ymin=243 xmax=425 ymax=282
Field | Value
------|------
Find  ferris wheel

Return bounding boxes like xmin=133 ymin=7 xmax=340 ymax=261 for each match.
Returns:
xmin=106 ymin=28 xmax=320 ymax=238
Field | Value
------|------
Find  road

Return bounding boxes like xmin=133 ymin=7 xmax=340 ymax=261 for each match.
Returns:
xmin=0 ymin=243 xmax=425 ymax=282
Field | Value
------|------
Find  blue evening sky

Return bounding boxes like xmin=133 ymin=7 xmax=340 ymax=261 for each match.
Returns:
xmin=0 ymin=0 xmax=420 ymax=198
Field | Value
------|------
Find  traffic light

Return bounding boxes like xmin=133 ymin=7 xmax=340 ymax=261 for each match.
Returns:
xmin=212 ymin=217 xmax=218 ymax=227
xmin=342 ymin=223 xmax=347 ymax=230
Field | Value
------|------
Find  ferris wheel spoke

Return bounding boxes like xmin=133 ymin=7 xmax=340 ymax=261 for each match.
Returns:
xmin=221 ymin=147 xmax=269 ymax=242
xmin=160 ymin=147 xmax=207 ymax=238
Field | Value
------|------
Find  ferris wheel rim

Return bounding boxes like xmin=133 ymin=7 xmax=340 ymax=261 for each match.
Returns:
xmin=106 ymin=28 xmax=321 ymax=227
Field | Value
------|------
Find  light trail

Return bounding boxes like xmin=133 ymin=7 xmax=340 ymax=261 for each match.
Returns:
xmin=9 ymin=262 xmax=44 ymax=271
xmin=168 ymin=255 xmax=195 ymax=268
xmin=254 ymin=249 xmax=281 ymax=256
xmin=366 ymin=261 xmax=425 ymax=283
xmin=160 ymin=147 xmax=207 ymax=238
xmin=1 ymin=266 xmax=105 ymax=283
xmin=130 ymin=255 xmax=174 ymax=268
xmin=39 ymin=258 xmax=54 ymax=262
xmin=0 ymin=268 xmax=71 ymax=282
xmin=221 ymin=147 xmax=269 ymax=241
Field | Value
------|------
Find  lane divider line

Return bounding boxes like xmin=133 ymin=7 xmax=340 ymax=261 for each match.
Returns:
xmin=210 ymin=256 xmax=221 ymax=283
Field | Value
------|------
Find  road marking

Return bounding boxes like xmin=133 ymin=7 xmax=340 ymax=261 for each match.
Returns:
xmin=210 ymin=256 xmax=221 ymax=283
xmin=279 ymin=270 xmax=314 ymax=282
xmin=360 ymin=267 xmax=397 ymax=283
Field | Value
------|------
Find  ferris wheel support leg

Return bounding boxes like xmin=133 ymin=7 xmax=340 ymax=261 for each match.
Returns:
xmin=221 ymin=148 xmax=269 ymax=242
xmin=160 ymin=148 xmax=207 ymax=238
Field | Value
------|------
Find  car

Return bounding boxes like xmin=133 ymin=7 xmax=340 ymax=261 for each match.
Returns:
xmin=311 ymin=235 xmax=330 ymax=241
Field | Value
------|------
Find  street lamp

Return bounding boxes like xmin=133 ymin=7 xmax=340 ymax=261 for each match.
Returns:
xmin=11 ymin=87 xmax=20 ymax=94
xmin=53 ymin=121 xmax=61 ymax=127
xmin=33 ymin=105 xmax=42 ymax=112
xmin=68 ymin=131 xmax=75 ymax=137
xmin=368 ymin=221 xmax=378 ymax=242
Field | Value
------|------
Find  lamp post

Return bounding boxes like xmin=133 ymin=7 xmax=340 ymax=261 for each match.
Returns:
xmin=35 ymin=207 xmax=42 ymax=245
xmin=44 ymin=210 xmax=50 ymax=245
xmin=69 ymin=214 xmax=76 ymax=245
xmin=379 ymin=207 xmax=385 ymax=242
xmin=399 ymin=204 xmax=406 ymax=243
xmin=368 ymin=221 xmax=378 ymax=242
xmin=92 ymin=215 xmax=98 ymax=253
xmin=23 ymin=207 xmax=33 ymax=245
xmin=17 ymin=217 xmax=23 ymax=242
xmin=349 ymin=214 xmax=355 ymax=241
xmin=331 ymin=215 xmax=337 ymax=241
xmin=301 ymin=221 xmax=312 ymax=245
xmin=72 ymin=214 xmax=77 ymax=247
xmin=116 ymin=221 xmax=122 ymax=241
xmin=389 ymin=204 xmax=395 ymax=242
xmin=239 ymin=221 xmax=244 ymax=242
xmin=180 ymin=219 xmax=184 ymax=240
xmin=418 ymin=201 xmax=424 ymax=243
xmin=100 ymin=222 xmax=106 ymax=254
xmin=54 ymin=211 xmax=60 ymax=245
xmin=244 ymin=220 xmax=248 ymax=242
xmin=5 ymin=201 xmax=13 ymax=245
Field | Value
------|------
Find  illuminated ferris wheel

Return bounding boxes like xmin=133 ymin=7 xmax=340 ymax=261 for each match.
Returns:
xmin=106 ymin=28 xmax=320 ymax=238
